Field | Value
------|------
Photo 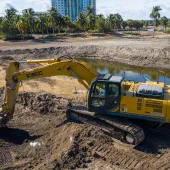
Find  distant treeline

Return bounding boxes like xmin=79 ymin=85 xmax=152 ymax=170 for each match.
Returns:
xmin=0 ymin=5 xmax=169 ymax=40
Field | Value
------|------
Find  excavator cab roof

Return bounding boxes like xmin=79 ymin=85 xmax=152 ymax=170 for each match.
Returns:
xmin=96 ymin=74 xmax=123 ymax=83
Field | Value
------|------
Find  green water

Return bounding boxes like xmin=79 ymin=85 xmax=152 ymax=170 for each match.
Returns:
xmin=84 ymin=59 xmax=170 ymax=85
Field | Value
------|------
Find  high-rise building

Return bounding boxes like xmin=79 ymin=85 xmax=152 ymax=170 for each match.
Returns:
xmin=51 ymin=0 xmax=96 ymax=21
xmin=83 ymin=0 xmax=96 ymax=15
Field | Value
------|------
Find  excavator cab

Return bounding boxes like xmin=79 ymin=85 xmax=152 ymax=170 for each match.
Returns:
xmin=88 ymin=74 xmax=123 ymax=113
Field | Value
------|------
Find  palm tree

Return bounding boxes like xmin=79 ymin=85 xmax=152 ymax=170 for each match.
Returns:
xmin=96 ymin=14 xmax=110 ymax=33
xmin=160 ymin=16 xmax=168 ymax=31
xmin=56 ymin=15 xmax=64 ymax=33
xmin=43 ymin=13 xmax=50 ymax=34
xmin=36 ymin=14 xmax=46 ymax=36
xmin=77 ymin=13 xmax=87 ymax=31
xmin=48 ymin=7 xmax=58 ymax=34
xmin=86 ymin=6 xmax=93 ymax=16
xmin=87 ymin=14 xmax=96 ymax=30
xmin=150 ymin=6 xmax=162 ymax=29
xmin=127 ymin=19 xmax=134 ymax=33
xmin=1 ymin=8 xmax=18 ymax=37
xmin=63 ymin=15 xmax=72 ymax=32
xmin=16 ymin=17 xmax=29 ymax=39
xmin=113 ymin=14 xmax=123 ymax=30
xmin=107 ymin=14 xmax=115 ymax=30
xmin=4 ymin=8 xmax=17 ymax=21
xmin=22 ymin=8 xmax=35 ymax=37
xmin=122 ymin=21 xmax=128 ymax=29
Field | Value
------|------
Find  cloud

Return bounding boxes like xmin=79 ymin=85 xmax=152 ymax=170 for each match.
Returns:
xmin=24 ymin=0 xmax=51 ymax=11
xmin=0 ymin=0 xmax=170 ymax=19
xmin=97 ymin=0 xmax=170 ymax=20
xmin=0 ymin=0 xmax=16 ymax=15
xmin=4 ymin=3 xmax=14 ymax=8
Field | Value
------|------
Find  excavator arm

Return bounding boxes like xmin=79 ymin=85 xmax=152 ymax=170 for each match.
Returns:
xmin=0 ymin=58 xmax=145 ymax=146
xmin=0 ymin=58 xmax=98 ymax=125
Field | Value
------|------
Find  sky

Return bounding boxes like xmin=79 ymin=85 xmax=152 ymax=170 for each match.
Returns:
xmin=0 ymin=0 xmax=170 ymax=20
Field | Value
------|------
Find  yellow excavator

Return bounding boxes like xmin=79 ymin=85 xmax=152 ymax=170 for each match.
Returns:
xmin=1 ymin=57 xmax=170 ymax=146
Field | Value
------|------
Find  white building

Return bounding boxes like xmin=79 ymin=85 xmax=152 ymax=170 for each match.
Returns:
xmin=51 ymin=0 xmax=96 ymax=21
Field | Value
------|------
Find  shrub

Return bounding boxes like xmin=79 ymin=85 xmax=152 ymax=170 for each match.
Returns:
xmin=164 ymin=30 xmax=170 ymax=34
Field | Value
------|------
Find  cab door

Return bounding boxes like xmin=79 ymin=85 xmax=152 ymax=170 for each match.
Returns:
xmin=107 ymin=83 xmax=120 ymax=111
xmin=88 ymin=81 xmax=107 ymax=112
xmin=88 ymin=81 xmax=121 ymax=112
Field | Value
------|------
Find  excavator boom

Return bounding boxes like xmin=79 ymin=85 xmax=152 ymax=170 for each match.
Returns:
xmin=0 ymin=57 xmax=145 ymax=146
xmin=1 ymin=58 xmax=98 ymax=124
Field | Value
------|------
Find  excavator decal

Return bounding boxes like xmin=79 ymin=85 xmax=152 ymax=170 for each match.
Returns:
xmin=26 ymin=71 xmax=43 ymax=78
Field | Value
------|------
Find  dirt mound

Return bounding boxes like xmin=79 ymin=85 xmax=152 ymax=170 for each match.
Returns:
xmin=16 ymin=92 xmax=85 ymax=115
xmin=1 ymin=92 xmax=170 ymax=169
xmin=16 ymin=92 xmax=70 ymax=115
xmin=0 ymin=87 xmax=4 ymax=105
xmin=1 ymin=44 xmax=170 ymax=68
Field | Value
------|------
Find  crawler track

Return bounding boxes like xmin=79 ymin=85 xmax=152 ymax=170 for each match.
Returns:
xmin=67 ymin=106 xmax=145 ymax=146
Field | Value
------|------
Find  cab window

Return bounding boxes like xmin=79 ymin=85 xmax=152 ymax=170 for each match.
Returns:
xmin=92 ymin=82 xmax=106 ymax=97
xmin=108 ymin=84 xmax=119 ymax=97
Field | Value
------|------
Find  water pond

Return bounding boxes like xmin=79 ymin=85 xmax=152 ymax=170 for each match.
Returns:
xmin=84 ymin=59 xmax=170 ymax=85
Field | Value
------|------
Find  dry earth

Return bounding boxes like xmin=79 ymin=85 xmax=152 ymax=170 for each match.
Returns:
xmin=0 ymin=35 xmax=170 ymax=169
xmin=0 ymin=34 xmax=170 ymax=68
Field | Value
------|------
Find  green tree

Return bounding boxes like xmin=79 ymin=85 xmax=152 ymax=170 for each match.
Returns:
xmin=56 ymin=15 xmax=65 ymax=33
xmin=107 ymin=14 xmax=115 ymax=30
xmin=113 ymin=13 xmax=123 ymax=30
xmin=133 ymin=20 xmax=143 ymax=33
xmin=150 ymin=6 xmax=162 ymax=29
xmin=4 ymin=8 xmax=17 ymax=20
xmin=87 ymin=14 xmax=96 ymax=30
xmin=160 ymin=16 xmax=168 ymax=31
xmin=0 ymin=8 xmax=18 ymax=38
xmin=48 ymin=7 xmax=58 ymax=34
xmin=36 ymin=14 xmax=46 ymax=36
xmin=127 ymin=19 xmax=134 ymax=32
xmin=22 ymin=8 xmax=35 ymax=36
xmin=96 ymin=14 xmax=110 ymax=33
xmin=122 ymin=21 xmax=128 ymax=29
xmin=77 ymin=13 xmax=87 ymax=31
xmin=63 ymin=15 xmax=72 ymax=32
xmin=16 ymin=16 xmax=29 ymax=39
xmin=86 ymin=6 xmax=94 ymax=16
xmin=43 ymin=13 xmax=50 ymax=34
xmin=168 ymin=20 xmax=170 ymax=28
xmin=144 ymin=21 xmax=148 ymax=28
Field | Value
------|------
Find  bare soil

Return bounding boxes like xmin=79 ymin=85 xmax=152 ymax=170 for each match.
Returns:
xmin=0 ymin=35 xmax=170 ymax=169
xmin=0 ymin=34 xmax=170 ymax=68
xmin=1 ymin=91 xmax=170 ymax=170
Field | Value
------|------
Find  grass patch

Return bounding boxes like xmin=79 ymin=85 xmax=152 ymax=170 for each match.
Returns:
xmin=164 ymin=30 xmax=170 ymax=34
xmin=87 ymin=29 xmax=100 ymax=33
